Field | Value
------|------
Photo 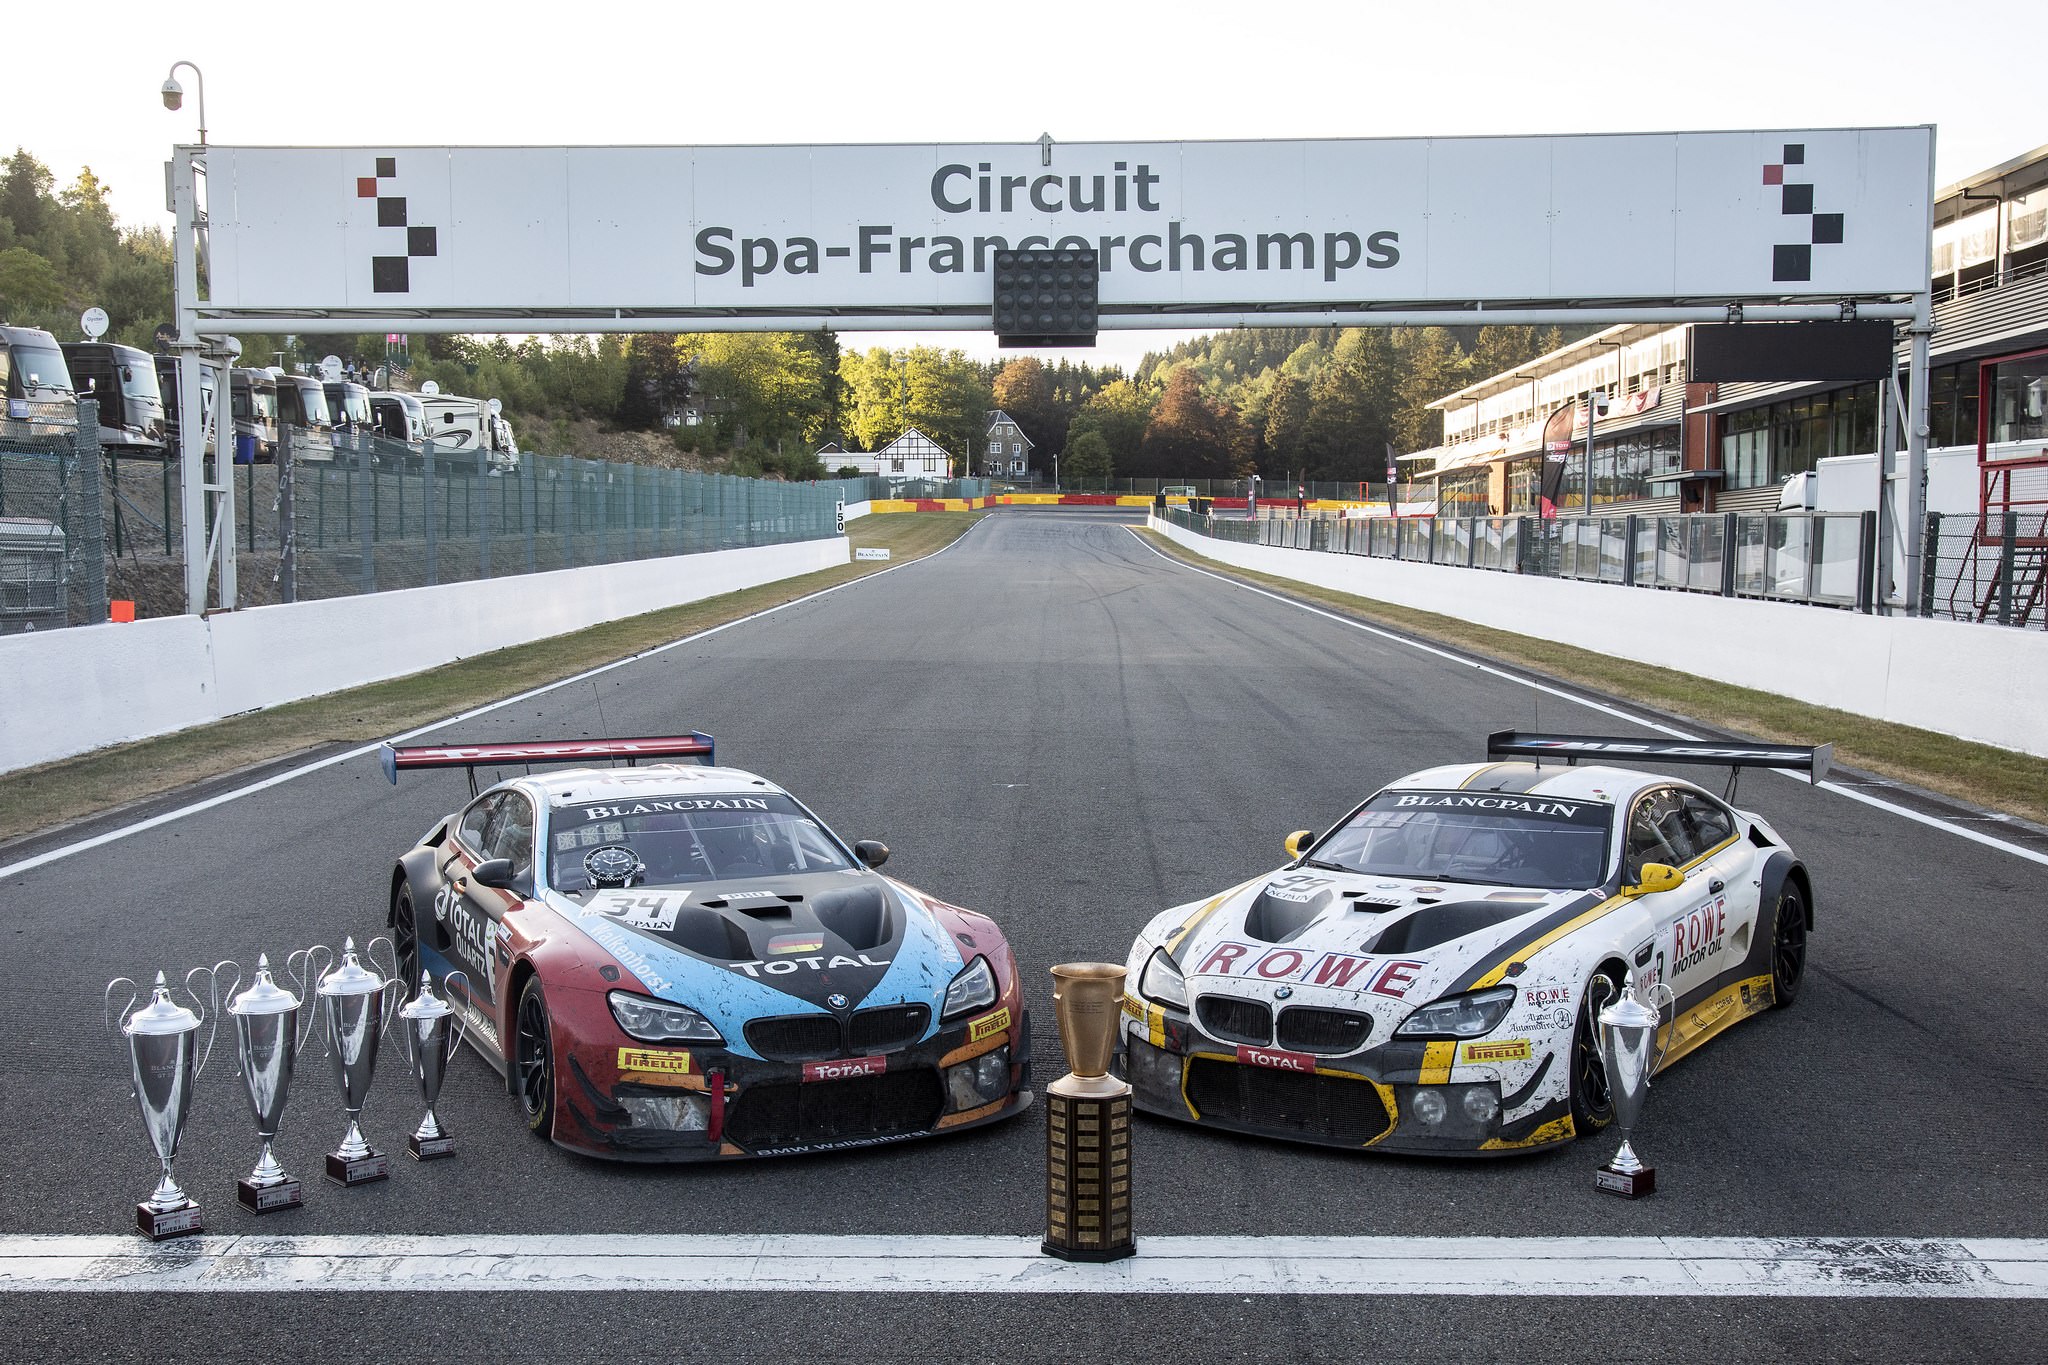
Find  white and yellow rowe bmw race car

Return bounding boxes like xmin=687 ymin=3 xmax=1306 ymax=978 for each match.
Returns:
xmin=1118 ymin=732 xmax=1829 ymax=1156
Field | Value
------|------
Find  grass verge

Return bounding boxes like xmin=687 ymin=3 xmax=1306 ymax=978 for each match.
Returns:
xmin=1139 ymin=528 xmax=2048 ymax=827
xmin=0 ymin=513 xmax=986 ymax=848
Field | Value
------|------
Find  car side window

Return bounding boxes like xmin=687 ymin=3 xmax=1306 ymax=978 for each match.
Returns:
xmin=1679 ymin=792 xmax=1736 ymax=854
xmin=485 ymin=793 xmax=535 ymax=877
xmin=1625 ymin=790 xmax=1691 ymax=880
xmin=456 ymin=794 xmax=498 ymax=855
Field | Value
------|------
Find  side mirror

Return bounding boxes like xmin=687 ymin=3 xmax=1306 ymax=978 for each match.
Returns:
xmin=1623 ymin=862 xmax=1684 ymax=897
xmin=472 ymin=858 xmax=519 ymax=890
xmin=853 ymin=840 xmax=889 ymax=869
xmin=1284 ymin=830 xmax=1317 ymax=859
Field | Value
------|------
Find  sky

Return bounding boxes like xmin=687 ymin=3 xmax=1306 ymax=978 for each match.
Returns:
xmin=6 ymin=0 xmax=2040 ymax=374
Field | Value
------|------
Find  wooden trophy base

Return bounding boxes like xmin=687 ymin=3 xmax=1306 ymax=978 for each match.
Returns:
xmin=136 ymin=1201 xmax=203 ymax=1240
xmin=325 ymin=1150 xmax=391 ymax=1186
xmin=1043 ymin=1074 xmax=1136 ymax=1262
xmin=408 ymin=1132 xmax=456 ymax=1161
xmin=1595 ymin=1163 xmax=1656 ymax=1199
xmin=236 ymin=1177 xmax=304 ymax=1213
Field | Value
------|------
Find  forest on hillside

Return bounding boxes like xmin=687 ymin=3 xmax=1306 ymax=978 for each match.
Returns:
xmin=3 ymin=146 xmax=1577 ymax=480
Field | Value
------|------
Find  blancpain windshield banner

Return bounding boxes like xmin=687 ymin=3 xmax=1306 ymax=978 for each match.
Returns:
xmin=201 ymin=129 xmax=1932 ymax=316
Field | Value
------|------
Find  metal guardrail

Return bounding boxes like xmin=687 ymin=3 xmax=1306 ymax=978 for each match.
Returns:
xmin=1165 ymin=506 xmax=1878 ymax=612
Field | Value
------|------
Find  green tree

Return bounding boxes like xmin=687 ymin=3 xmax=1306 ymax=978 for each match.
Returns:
xmin=1067 ymin=378 xmax=1153 ymax=471
xmin=1391 ymin=326 xmax=1464 ymax=453
xmin=1063 ymin=428 xmax=1112 ymax=481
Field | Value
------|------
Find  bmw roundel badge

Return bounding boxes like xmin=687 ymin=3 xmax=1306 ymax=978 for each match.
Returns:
xmin=827 ymin=993 xmax=850 ymax=1010
xmin=1274 ymin=986 xmax=1293 ymax=1000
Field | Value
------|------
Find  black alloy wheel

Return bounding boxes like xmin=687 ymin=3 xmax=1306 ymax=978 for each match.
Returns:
xmin=1569 ymin=970 xmax=1622 ymax=1135
xmin=515 ymin=977 xmax=555 ymax=1138
xmin=1770 ymin=883 xmax=1808 ymax=1008
xmin=392 ymin=881 xmax=420 ymax=988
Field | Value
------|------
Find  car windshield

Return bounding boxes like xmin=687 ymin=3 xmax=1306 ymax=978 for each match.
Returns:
xmin=547 ymin=792 xmax=855 ymax=892
xmin=1307 ymin=790 xmax=1612 ymax=889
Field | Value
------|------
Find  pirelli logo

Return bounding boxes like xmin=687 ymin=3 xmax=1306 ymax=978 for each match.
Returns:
xmin=617 ymin=1047 xmax=693 ymax=1076
xmin=968 ymin=1007 xmax=1012 ymax=1042
xmin=1460 ymin=1039 xmax=1532 ymax=1064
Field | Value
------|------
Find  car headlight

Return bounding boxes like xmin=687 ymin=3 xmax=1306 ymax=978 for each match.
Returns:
xmin=941 ymin=956 xmax=998 ymax=1021
xmin=1139 ymin=948 xmax=1188 ymax=1011
xmin=607 ymin=990 xmax=724 ymax=1044
xmin=1392 ymin=986 xmax=1518 ymax=1039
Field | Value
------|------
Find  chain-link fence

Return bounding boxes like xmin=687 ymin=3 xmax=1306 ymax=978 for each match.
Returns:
xmin=1167 ymin=506 xmax=1878 ymax=611
xmin=0 ymin=402 xmax=108 ymax=633
xmin=817 ymin=475 xmax=992 ymax=504
xmin=17 ymin=422 xmax=858 ymax=624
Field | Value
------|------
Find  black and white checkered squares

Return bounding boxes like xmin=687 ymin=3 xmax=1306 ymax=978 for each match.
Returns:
xmin=357 ymin=156 xmax=437 ymax=294
xmin=1762 ymin=143 xmax=1844 ymax=284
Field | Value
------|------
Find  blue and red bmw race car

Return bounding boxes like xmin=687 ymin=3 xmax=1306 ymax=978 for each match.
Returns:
xmin=381 ymin=735 xmax=1032 ymax=1160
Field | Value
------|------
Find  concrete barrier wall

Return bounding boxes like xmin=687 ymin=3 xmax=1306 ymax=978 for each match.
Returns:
xmin=1152 ymin=516 xmax=2048 ymax=758
xmin=0 ymin=538 xmax=848 ymax=774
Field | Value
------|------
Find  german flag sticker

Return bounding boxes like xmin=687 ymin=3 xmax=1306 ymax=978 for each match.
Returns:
xmin=768 ymin=934 xmax=826 ymax=955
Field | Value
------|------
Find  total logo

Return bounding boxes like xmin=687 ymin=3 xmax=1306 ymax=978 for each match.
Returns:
xmin=1235 ymin=1044 xmax=1317 ymax=1074
xmin=729 ymin=952 xmax=890 ymax=979
xmin=803 ymin=1055 xmax=886 ymax=1083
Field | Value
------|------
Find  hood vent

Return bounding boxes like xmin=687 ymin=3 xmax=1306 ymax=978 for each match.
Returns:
xmin=811 ymin=884 xmax=894 ymax=953
xmin=1244 ymin=886 xmax=1331 ymax=944
xmin=698 ymin=892 xmax=798 ymax=917
xmin=1343 ymin=893 xmax=1405 ymax=912
xmin=664 ymin=908 xmax=758 ymax=961
xmin=1370 ymin=900 xmax=1539 ymax=956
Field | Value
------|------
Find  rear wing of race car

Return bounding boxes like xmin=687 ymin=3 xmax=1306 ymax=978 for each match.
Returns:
xmin=1486 ymin=730 xmax=1830 ymax=799
xmin=379 ymin=734 xmax=715 ymax=796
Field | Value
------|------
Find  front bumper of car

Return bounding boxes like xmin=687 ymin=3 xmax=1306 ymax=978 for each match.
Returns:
xmin=552 ymin=1003 xmax=1035 ymax=1162
xmin=1118 ymin=994 xmax=1574 ymax=1157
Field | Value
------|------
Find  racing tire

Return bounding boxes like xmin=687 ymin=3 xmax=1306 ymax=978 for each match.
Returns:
xmin=392 ymin=880 xmax=421 ymax=987
xmin=514 ymin=976 xmax=556 ymax=1139
xmin=1768 ymin=882 xmax=1808 ymax=1009
xmin=1568 ymin=968 xmax=1623 ymax=1136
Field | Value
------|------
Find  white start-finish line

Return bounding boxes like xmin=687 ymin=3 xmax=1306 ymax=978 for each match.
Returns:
xmin=3 ymin=1234 xmax=2048 ymax=1297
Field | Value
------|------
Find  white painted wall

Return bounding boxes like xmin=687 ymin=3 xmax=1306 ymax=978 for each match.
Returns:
xmin=0 ymin=538 xmax=849 ymax=774
xmin=1151 ymin=516 xmax=2048 ymax=758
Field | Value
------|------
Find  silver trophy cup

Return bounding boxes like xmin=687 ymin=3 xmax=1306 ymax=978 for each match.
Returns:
xmin=399 ymin=971 xmax=469 ymax=1160
xmin=227 ymin=955 xmax=306 ymax=1213
xmin=314 ymin=937 xmax=403 ymax=1186
xmin=105 ymin=970 xmax=219 ymax=1239
xmin=1594 ymin=977 xmax=1673 ymax=1198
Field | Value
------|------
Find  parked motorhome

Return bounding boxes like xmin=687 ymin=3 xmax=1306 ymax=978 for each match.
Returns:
xmin=417 ymin=391 xmax=519 ymax=470
xmin=271 ymin=370 xmax=336 ymax=463
xmin=62 ymin=342 xmax=165 ymax=456
xmin=1 ymin=325 xmax=77 ymax=433
xmin=154 ymin=356 xmax=219 ymax=462
xmin=230 ymin=369 xmax=280 ymax=462
xmin=324 ymin=378 xmax=375 ymax=464
xmin=369 ymin=391 xmax=428 ymax=460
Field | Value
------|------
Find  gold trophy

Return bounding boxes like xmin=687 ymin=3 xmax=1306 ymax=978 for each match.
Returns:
xmin=1042 ymin=963 xmax=1135 ymax=1262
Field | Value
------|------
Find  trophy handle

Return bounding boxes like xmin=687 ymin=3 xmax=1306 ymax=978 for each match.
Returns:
xmin=287 ymin=945 xmax=333 ymax=1053
xmin=103 ymin=976 xmax=139 ymax=1038
xmin=365 ymin=935 xmax=405 ymax=1036
xmin=181 ymin=961 xmax=236 ymax=1077
xmin=1646 ymin=980 xmax=1677 ymax=1080
xmin=444 ymin=970 xmax=472 ymax=1056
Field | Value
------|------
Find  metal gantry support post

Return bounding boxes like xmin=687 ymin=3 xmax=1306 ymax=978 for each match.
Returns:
xmin=170 ymin=144 xmax=236 ymax=614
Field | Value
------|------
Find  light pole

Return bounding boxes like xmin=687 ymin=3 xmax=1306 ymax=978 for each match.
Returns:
xmin=160 ymin=61 xmax=207 ymax=146
xmin=162 ymin=60 xmax=232 ymax=612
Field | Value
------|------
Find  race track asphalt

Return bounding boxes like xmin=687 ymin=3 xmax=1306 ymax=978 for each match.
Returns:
xmin=3 ymin=509 xmax=2043 ymax=1361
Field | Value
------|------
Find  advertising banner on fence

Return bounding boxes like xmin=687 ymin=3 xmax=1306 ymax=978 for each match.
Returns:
xmin=201 ymin=129 xmax=1932 ymax=318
